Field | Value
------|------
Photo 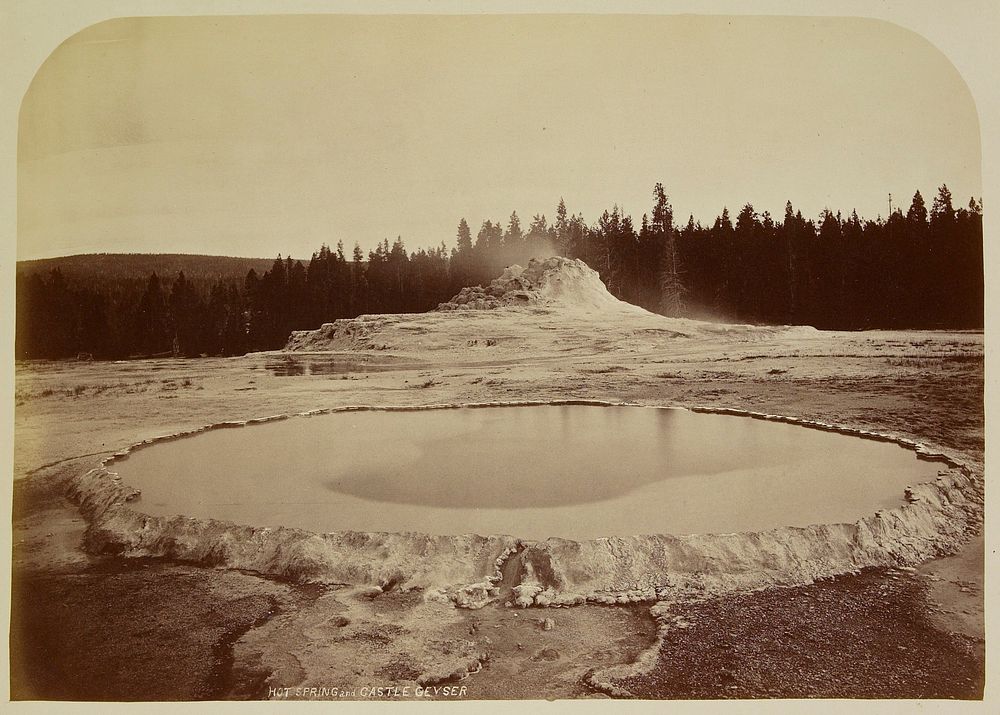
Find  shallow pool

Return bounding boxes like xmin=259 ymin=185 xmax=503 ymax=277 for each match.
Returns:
xmin=111 ymin=405 xmax=940 ymax=539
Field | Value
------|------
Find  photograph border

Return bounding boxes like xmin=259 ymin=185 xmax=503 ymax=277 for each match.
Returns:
xmin=2 ymin=1 xmax=997 ymax=712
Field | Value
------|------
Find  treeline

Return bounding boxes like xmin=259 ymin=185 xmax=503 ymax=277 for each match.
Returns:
xmin=14 ymin=183 xmax=983 ymax=360
xmin=15 ymin=253 xmax=277 ymax=290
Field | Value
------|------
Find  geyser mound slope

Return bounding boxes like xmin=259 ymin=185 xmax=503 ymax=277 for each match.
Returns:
xmin=437 ymin=256 xmax=649 ymax=315
xmin=282 ymin=256 xmax=816 ymax=354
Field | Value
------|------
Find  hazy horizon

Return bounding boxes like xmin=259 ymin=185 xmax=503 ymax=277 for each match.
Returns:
xmin=18 ymin=14 xmax=982 ymax=262
xmin=16 ymin=250 xmax=312 ymax=263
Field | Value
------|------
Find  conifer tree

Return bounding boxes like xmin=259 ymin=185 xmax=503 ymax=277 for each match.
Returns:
xmin=652 ymin=183 xmax=685 ymax=315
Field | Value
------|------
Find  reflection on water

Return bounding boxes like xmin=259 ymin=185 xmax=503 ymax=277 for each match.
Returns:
xmin=113 ymin=405 xmax=942 ymax=540
xmin=265 ymin=355 xmax=422 ymax=376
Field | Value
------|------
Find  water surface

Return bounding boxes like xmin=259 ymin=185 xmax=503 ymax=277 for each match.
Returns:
xmin=112 ymin=405 xmax=940 ymax=539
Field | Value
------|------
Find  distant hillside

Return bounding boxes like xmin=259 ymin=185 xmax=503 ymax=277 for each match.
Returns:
xmin=16 ymin=253 xmax=297 ymax=292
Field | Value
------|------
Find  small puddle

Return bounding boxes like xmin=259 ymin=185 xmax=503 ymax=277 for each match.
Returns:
xmin=111 ymin=405 xmax=941 ymax=540
xmin=264 ymin=355 xmax=424 ymax=376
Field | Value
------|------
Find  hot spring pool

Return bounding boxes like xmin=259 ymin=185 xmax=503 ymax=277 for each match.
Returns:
xmin=111 ymin=405 xmax=940 ymax=540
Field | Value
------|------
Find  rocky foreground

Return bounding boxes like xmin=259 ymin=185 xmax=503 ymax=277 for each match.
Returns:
xmin=11 ymin=257 xmax=985 ymax=700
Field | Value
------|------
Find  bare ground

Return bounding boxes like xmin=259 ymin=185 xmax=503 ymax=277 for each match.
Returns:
xmin=10 ymin=312 xmax=985 ymax=701
xmin=617 ymin=568 xmax=984 ymax=699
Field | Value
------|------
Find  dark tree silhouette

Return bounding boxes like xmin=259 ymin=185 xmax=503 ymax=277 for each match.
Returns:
xmin=135 ymin=273 xmax=171 ymax=356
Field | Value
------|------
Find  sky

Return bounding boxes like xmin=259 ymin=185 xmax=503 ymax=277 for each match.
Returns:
xmin=17 ymin=14 xmax=982 ymax=261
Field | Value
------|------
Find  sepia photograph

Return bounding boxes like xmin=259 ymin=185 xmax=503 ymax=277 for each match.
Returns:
xmin=3 ymin=1 xmax=996 ymax=709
